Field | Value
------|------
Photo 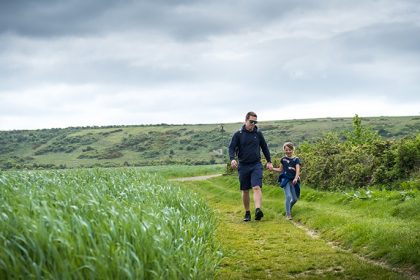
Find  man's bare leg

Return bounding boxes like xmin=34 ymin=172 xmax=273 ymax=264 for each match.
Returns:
xmin=242 ymin=190 xmax=250 ymax=211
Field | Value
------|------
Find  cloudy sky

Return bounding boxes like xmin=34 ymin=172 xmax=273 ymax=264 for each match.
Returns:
xmin=1 ymin=0 xmax=419 ymax=130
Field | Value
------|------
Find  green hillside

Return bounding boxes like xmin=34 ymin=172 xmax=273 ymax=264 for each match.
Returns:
xmin=1 ymin=116 xmax=419 ymax=170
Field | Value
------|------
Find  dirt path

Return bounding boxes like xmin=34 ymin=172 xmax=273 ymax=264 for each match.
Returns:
xmin=170 ymin=173 xmax=223 ymax=182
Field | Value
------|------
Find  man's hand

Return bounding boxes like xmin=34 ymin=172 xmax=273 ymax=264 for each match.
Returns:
xmin=266 ymin=162 xmax=273 ymax=170
xmin=231 ymin=159 xmax=238 ymax=169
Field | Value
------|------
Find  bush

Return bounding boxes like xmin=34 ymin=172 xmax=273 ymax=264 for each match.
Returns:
xmin=299 ymin=115 xmax=419 ymax=190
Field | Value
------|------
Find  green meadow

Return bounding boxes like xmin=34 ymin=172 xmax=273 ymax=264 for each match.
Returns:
xmin=177 ymin=175 xmax=419 ymax=279
xmin=1 ymin=166 xmax=419 ymax=279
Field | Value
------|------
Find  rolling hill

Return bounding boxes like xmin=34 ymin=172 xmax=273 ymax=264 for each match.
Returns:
xmin=1 ymin=116 xmax=419 ymax=169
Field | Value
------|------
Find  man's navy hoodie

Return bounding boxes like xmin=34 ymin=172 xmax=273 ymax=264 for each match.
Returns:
xmin=228 ymin=125 xmax=271 ymax=164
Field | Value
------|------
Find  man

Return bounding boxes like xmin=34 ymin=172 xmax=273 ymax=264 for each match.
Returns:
xmin=228 ymin=111 xmax=273 ymax=222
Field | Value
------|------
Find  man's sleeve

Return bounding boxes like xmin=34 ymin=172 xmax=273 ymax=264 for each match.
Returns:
xmin=259 ymin=132 xmax=272 ymax=163
xmin=228 ymin=132 xmax=238 ymax=161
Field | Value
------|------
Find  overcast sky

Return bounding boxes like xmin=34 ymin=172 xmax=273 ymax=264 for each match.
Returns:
xmin=1 ymin=0 xmax=419 ymax=130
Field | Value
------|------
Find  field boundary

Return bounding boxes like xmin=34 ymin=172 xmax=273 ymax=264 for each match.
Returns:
xmin=291 ymin=220 xmax=419 ymax=280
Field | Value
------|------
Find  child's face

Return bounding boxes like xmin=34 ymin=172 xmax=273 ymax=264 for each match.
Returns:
xmin=284 ymin=146 xmax=294 ymax=157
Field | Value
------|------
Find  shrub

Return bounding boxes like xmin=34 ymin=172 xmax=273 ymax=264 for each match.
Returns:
xmin=299 ymin=115 xmax=419 ymax=190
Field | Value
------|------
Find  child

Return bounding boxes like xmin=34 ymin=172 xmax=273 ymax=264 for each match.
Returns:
xmin=272 ymin=142 xmax=301 ymax=220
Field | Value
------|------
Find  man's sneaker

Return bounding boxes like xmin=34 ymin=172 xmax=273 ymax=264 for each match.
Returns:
xmin=255 ymin=208 xmax=264 ymax=220
xmin=286 ymin=214 xmax=292 ymax=220
xmin=243 ymin=212 xmax=251 ymax=222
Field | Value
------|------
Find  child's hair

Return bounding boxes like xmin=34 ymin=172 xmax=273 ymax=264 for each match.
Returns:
xmin=283 ymin=142 xmax=295 ymax=150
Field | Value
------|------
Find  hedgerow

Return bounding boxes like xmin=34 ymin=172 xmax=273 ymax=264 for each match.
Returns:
xmin=296 ymin=115 xmax=419 ymax=190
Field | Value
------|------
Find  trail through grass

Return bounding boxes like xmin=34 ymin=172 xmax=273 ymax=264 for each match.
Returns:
xmin=177 ymin=176 xmax=412 ymax=279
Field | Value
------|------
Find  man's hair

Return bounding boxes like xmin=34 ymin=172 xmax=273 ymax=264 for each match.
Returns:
xmin=245 ymin=111 xmax=257 ymax=120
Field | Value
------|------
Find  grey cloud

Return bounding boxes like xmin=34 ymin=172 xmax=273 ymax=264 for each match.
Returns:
xmin=0 ymin=0 xmax=329 ymax=41
xmin=0 ymin=1 xmax=222 ymax=39
xmin=0 ymin=1 xmax=115 ymax=37
xmin=1 ymin=0 xmax=419 ymax=130
xmin=334 ymin=23 xmax=420 ymax=57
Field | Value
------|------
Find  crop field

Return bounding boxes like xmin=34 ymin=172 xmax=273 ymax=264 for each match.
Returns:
xmin=0 ymin=167 xmax=221 ymax=279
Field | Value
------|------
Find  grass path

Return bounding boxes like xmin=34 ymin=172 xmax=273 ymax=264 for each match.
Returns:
xmin=177 ymin=176 xmax=410 ymax=279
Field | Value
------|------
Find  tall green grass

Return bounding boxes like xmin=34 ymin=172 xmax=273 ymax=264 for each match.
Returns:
xmin=296 ymin=187 xmax=420 ymax=271
xmin=0 ymin=168 xmax=221 ymax=279
xmin=179 ymin=176 xmax=410 ymax=279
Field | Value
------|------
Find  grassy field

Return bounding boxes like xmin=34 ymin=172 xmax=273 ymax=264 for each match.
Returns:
xmin=0 ymin=168 xmax=222 ymax=279
xmin=177 ymin=175 xmax=419 ymax=279
xmin=1 ymin=115 xmax=419 ymax=169
xmin=296 ymin=187 xmax=419 ymax=271
xmin=1 ymin=167 xmax=418 ymax=279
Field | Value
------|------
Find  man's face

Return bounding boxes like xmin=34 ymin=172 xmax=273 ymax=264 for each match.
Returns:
xmin=245 ymin=116 xmax=258 ymax=130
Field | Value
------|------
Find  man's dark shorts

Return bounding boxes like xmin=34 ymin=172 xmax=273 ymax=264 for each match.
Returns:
xmin=238 ymin=162 xmax=263 ymax=190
